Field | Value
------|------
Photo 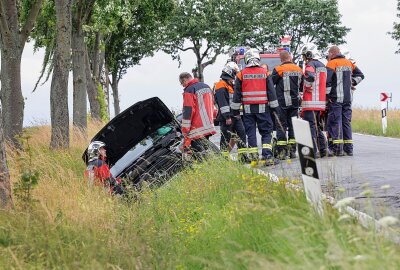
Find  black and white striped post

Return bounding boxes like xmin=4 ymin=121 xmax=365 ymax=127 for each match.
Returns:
xmin=380 ymin=92 xmax=392 ymax=135
xmin=292 ymin=117 xmax=323 ymax=215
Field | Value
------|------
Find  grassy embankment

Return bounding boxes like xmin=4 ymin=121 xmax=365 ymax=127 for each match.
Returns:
xmin=0 ymin=122 xmax=400 ymax=269
xmin=352 ymin=108 xmax=400 ymax=137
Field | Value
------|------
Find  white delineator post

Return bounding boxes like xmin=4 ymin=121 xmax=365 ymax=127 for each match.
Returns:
xmin=292 ymin=117 xmax=323 ymax=215
xmin=380 ymin=92 xmax=391 ymax=135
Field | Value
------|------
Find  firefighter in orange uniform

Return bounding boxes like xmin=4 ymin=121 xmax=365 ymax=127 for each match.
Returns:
xmin=231 ymin=48 xmax=280 ymax=166
xmin=326 ymin=45 xmax=364 ymax=156
xmin=271 ymin=50 xmax=303 ymax=159
xmin=214 ymin=62 xmax=248 ymax=161
xmin=300 ymin=43 xmax=328 ymax=157
xmin=179 ymin=72 xmax=216 ymax=154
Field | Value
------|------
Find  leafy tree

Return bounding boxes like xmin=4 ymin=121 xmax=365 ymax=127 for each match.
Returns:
xmin=162 ymin=0 xmax=257 ymax=82
xmin=241 ymin=0 xmax=349 ymax=61
xmin=104 ymin=0 xmax=175 ymax=115
xmin=0 ymin=0 xmax=44 ymax=144
xmin=390 ymin=0 xmax=400 ymax=53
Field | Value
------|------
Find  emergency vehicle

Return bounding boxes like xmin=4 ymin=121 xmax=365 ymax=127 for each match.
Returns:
xmin=230 ymin=36 xmax=292 ymax=71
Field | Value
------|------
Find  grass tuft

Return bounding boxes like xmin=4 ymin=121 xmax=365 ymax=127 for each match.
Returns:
xmin=0 ymin=123 xmax=399 ymax=269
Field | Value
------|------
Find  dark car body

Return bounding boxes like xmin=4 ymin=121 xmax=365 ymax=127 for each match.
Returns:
xmin=82 ymin=97 xmax=192 ymax=188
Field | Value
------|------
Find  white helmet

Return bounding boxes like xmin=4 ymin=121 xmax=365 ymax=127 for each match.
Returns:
xmin=301 ymin=43 xmax=321 ymax=60
xmin=222 ymin=61 xmax=240 ymax=78
xmin=87 ymin=141 xmax=106 ymax=161
xmin=244 ymin=48 xmax=260 ymax=65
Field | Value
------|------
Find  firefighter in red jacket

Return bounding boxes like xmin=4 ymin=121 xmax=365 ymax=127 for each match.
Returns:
xmin=231 ymin=48 xmax=280 ymax=166
xmin=326 ymin=45 xmax=364 ymax=156
xmin=179 ymin=72 xmax=216 ymax=154
xmin=84 ymin=141 xmax=124 ymax=195
xmin=300 ymin=43 xmax=328 ymax=158
xmin=214 ymin=61 xmax=248 ymax=162
xmin=271 ymin=50 xmax=303 ymax=159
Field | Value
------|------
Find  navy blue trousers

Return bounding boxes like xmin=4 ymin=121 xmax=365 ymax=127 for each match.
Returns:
xmin=303 ymin=110 xmax=327 ymax=154
xmin=327 ymin=102 xmax=353 ymax=154
xmin=220 ymin=117 xmax=247 ymax=151
xmin=242 ymin=109 xmax=274 ymax=158
xmin=276 ymin=107 xmax=298 ymax=151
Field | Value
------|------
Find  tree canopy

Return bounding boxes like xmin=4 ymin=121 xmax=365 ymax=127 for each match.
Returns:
xmin=391 ymin=0 xmax=400 ymax=53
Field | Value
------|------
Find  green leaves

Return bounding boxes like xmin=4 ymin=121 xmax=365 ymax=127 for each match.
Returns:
xmin=104 ymin=0 xmax=175 ymax=80
xmin=390 ymin=0 xmax=400 ymax=53
xmin=242 ymin=0 xmax=349 ymax=60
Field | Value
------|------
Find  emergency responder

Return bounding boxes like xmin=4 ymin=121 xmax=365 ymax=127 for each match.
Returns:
xmin=261 ymin=64 xmax=270 ymax=75
xmin=300 ymin=43 xmax=328 ymax=158
xmin=231 ymin=48 xmax=280 ymax=166
xmin=85 ymin=141 xmax=124 ymax=195
xmin=214 ymin=62 xmax=249 ymax=162
xmin=326 ymin=46 xmax=364 ymax=156
xmin=271 ymin=51 xmax=303 ymax=159
xmin=179 ymin=72 xmax=216 ymax=155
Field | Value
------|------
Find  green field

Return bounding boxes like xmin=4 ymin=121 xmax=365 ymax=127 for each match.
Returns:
xmin=352 ymin=108 xmax=400 ymax=137
xmin=0 ymin=124 xmax=400 ymax=269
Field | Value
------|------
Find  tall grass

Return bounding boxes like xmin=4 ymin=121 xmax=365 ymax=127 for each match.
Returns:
xmin=1 ymin=123 xmax=400 ymax=269
xmin=352 ymin=108 xmax=400 ymax=137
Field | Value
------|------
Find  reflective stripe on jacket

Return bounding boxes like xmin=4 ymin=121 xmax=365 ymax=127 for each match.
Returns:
xmin=302 ymin=59 xmax=327 ymax=111
xmin=272 ymin=62 xmax=303 ymax=108
xmin=326 ymin=55 xmax=364 ymax=104
xmin=231 ymin=66 xmax=278 ymax=115
xmin=182 ymin=79 xmax=216 ymax=144
xmin=214 ymin=78 xmax=234 ymax=121
xmin=240 ymin=67 xmax=268 ymax=105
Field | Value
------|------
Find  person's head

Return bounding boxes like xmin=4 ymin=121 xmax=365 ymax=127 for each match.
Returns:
xmin=301 ymin=43 xmax=320 ymax=62
xmin=244 ymin=48 xmax=260 ymax=66
xmin=222 ymin=61 xmax=240 ymax=79
xmin=179 ymin=72 xmax=193 ymax=88
xmin=260 ymin=63 xmax=269 ymax=71
xmin=88 ymin=141 xmax=106 ymax=161
xmin=327 ymin=45 xmax=340 ymax=61
xmin=279 ymin=50 xmax=292 ymax=63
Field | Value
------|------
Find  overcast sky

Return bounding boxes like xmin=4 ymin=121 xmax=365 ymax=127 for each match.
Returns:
xmin=20 ymin=0 xmax=400 ymax=126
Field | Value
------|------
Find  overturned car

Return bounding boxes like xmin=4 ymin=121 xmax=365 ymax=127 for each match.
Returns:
xmin=82 ymin=97 xmax=218 ymax=190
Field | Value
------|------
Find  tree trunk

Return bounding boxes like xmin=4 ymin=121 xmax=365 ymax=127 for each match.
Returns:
xmin=0 ymin=113 xmax=12 ymax=209
xmin=111 ymin=71 xmax=120 ymax=115
xmin=0 ymin=0 xmax=44 ymax=145
xmin=104 ymin=63 xmax=111 ymax=119
xmin=92 ymin=31 xmax=102 ymax=80
xmin=50 ymin=0 xmax=72 ymax=149
xmin=196 ymin=58 xmax=204 ymax=82
xmin=85 ymin=47 xmax=101 ymax=120
xmin=0 ymin=47 xmax=24 ymax=144
xmin=72 ymin=27 xmax=87 ymax=132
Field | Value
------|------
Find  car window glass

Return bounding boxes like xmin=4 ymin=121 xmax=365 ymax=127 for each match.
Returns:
xmin=110 ymin=125 xmax=174 ymax=177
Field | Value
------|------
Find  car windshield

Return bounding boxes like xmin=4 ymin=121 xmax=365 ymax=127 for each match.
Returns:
xmin=239 ymin=58 xmax=282 ymax=71
xmin=110 ymin=125 xmax=173 ymax=176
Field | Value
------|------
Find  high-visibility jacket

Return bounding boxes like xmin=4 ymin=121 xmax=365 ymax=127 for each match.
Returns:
xmin=214 ymin=76 xmax=234 ymax=122
xmin=302 ymin=59 xmax=327 ymax=111
xmin=326 ymin=55 xmax=364 ymax=104
xmin=271 ymin=62 xmax=303 ymax=108
xmin=240 ymin=66 xmax=268 ymax=105
xmin=84 ymin=157 xmax=122 ymax=194
xmin=182 ymin=79 xmax=216 ymax=146
xmin=231 ymin=66 xmax=278 ymax=115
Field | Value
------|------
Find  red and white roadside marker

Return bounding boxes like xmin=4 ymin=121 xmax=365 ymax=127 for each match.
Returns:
xmin=380 ymin=92 xmax=392 ymax=135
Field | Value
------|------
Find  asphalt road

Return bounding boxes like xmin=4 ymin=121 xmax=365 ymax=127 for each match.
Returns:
xmin=210 ymin=131 xmax=400 ymax=218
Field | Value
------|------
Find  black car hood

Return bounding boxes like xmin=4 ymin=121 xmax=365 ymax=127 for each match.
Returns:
xmin=82 ymin=97 xmax=178 ymax=167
